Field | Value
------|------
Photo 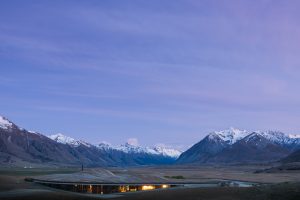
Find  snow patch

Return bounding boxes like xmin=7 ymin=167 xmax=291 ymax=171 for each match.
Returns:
xmin=153 ymin=143 xmax=182 ymax=158
xmin=97 ymin=142 xmax=113 ymax=150
xmin=97 ymin=141 xmax=181 ymax=158
xmin=48 ymin=133 xmax=90 ymax=147
xmin=289 ymin=134 xmax=300 ymax=139
xmin=211 ymin=127 xmax=249 ymax=144
xmin=0 ymin=116 xmax=13 ymax=130
xmin=243 ymin=130 xmax=300 ymax=146
xmin=114 ymin=143 xmax=150 ymax=154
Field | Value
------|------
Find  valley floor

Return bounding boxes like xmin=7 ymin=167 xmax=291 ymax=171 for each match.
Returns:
xmin=0 ymin=165 xmax=300 ymax=200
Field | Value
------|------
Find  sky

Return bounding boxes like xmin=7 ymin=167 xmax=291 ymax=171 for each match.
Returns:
xmin=1 ymin=0 xmax=300 ymax=149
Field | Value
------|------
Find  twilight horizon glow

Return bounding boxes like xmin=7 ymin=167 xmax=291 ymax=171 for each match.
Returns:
xmin=1 ymin=0 xmax=300 ymax=148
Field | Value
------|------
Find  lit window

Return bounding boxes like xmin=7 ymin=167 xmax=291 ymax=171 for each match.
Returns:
xmin=141 ymin=185 xmax=155 ymax=190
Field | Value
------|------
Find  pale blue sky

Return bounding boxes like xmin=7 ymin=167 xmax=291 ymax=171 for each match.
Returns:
xmin=1 ymin=0 xmax=300 ymax=148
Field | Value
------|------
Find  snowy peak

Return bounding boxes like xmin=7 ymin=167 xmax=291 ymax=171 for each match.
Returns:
xmin=48 ymin=133 xmax=180 ymax=158
xmin=0 ymin=116 xmax=13 ymax=130
xmin=48 ymin=133 xmax=79 ymax=146
xmin=243 ymin=132 xmax=268 ymax=144
xmin=209 ymin=127 xmax=249 ymax=145
xmin=234 ymin=130 xmax=300 ymax=148
xmin=0 ymin=115 xmax=33 ymax=133
xmin=289 ymin=134 xmax=300 ymax=139
xmin=48 ymin=133 xmax=90 ymax=147
xmin=96 ymin=142 xmax=181 ymax=158
xmin=97 ymin=141 xmax=113 ymax=150
xmin=153 ymin=144 xmax=182 ymax=158
xmin=256 ymin=131 xmax=290 ymax=144
xmin=120 ymin=143 xmax=181 ymax=158
xmin=208 ymin=128 xmax=297 ymax=146
xmin=178 ymin=128 xmax=300 ymax=164
xmin=115 ymin=143 xmax=157 ymax=154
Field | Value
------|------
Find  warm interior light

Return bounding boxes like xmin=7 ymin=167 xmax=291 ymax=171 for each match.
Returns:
xmin=87 ymin=185 xmax=92 ymax=193
xmin=162 ymin=184 xmax=169 ymax=188
xmin=141 ymin=185 xmax=155 ymax=190
xmin=119 ymin=186 xmax=127 ymax=193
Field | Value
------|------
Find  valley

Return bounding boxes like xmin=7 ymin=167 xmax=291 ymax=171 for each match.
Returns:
xmin=1 ymin=165 xmax=300 ymax=200
xmin=2 ymin=1 xmax=300 ymax=199
xmin=1 ymin=116 xmax=300 ymax=199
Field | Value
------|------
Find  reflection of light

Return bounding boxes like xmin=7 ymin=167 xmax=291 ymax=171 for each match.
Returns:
xmin=162 ymin=184 xmax=169 ymax=188
xmin=141 ymin=185 xmax=155 ymax=190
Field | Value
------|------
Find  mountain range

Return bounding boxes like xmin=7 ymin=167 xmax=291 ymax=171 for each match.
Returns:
xmin=177 ymin=127 xmax=300 ymax=164
xmin=0 ymin=115 xmax=181 ymax=167
xmin=48 ymin=133 xmax=181 ymax=158
xmin=1 ymin=115 xmax=300 ymax=167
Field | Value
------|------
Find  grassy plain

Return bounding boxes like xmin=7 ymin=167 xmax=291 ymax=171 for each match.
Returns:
xmin=0 ymin=165 xmax=299 ymax=200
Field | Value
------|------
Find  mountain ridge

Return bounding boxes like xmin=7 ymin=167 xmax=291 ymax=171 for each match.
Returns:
xmin=177 ymin=128 xmax=300 ymax=164
xmin=48 ymin=133 xmax=182 ymax=158
xmin=0 ymin=115 xmax=181 ymax=167
xmin=2 ymin=115 xmax=300 ymax=167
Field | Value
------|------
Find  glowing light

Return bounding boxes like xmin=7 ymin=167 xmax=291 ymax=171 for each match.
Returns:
xmin=119 ymin=185 xmax=130 ymax=193
xmin=87 ymin=185 xmax=92 ymax=193
xmin=141 ymin=185 xmax=155 ymax=190
xmin=119 ymin=186 xmax=126 ymax=193
xmin=162 ymin=184 xmax=169 ymax=188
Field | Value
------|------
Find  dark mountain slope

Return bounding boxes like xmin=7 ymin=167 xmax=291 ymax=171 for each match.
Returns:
xmin=176 ymin=133 xmax=228 ymax=164
xmin=282 ymin=148 xmax=300 ymax=163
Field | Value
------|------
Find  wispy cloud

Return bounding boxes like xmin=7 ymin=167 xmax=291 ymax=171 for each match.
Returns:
xmin=126 ymin=138 xmax=139 ymax=146
xmin=32 ymin=105 xmax=193 ymax=125
xmin=2 ymin=0 xmax=300 ymax=145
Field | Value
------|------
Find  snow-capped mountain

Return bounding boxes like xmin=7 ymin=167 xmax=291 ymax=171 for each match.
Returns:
xmin=255 ymin=131 xmax=293 ymax=145
xmin=115 ymin=142 xmax=153 ymax=154
xmin=177 ymin=128 xmax=300 ymax=164
xmin=0 ymin=116 xmax=13 ymax=130
xmin=0 ymin=116 xmax=179 ymax=167
xmin=177 ymin=127 xmax=249 ymax=164
xmin=2 ymin=114 xmax=300 ymax=166
xmin=0 ymin=115 xmax=39 ymax=134
xmin=0 ymin=116 xmax=113 ymax=167
xmin=48 ymin=133 xmax=91 ymax=147
xmin=153 ymin=144 xmax=182 ymax=158
xmin=289 ymin=134 xmax=300 ymax=139
xmin=207 ymin=128 xmax=300 ymax=149
xmin=209 ymin=133 xmax=291 ymax=163
xmin=247 ymin=131 xmax=300 ymax=147
xmin=97 ymin=141 xmax=113 ymax=150
xmin=97 ymin=142 xmax=182 ymax=158
xmin=46 ymin=132 xmax=177 ymax=166
xmin=177 ymin=130 xmax=229 ymax=164
xmin=208 ymin=127 xmax=249 ymax=145
xmin=47 ymin=132 xmax=182 ymax=162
